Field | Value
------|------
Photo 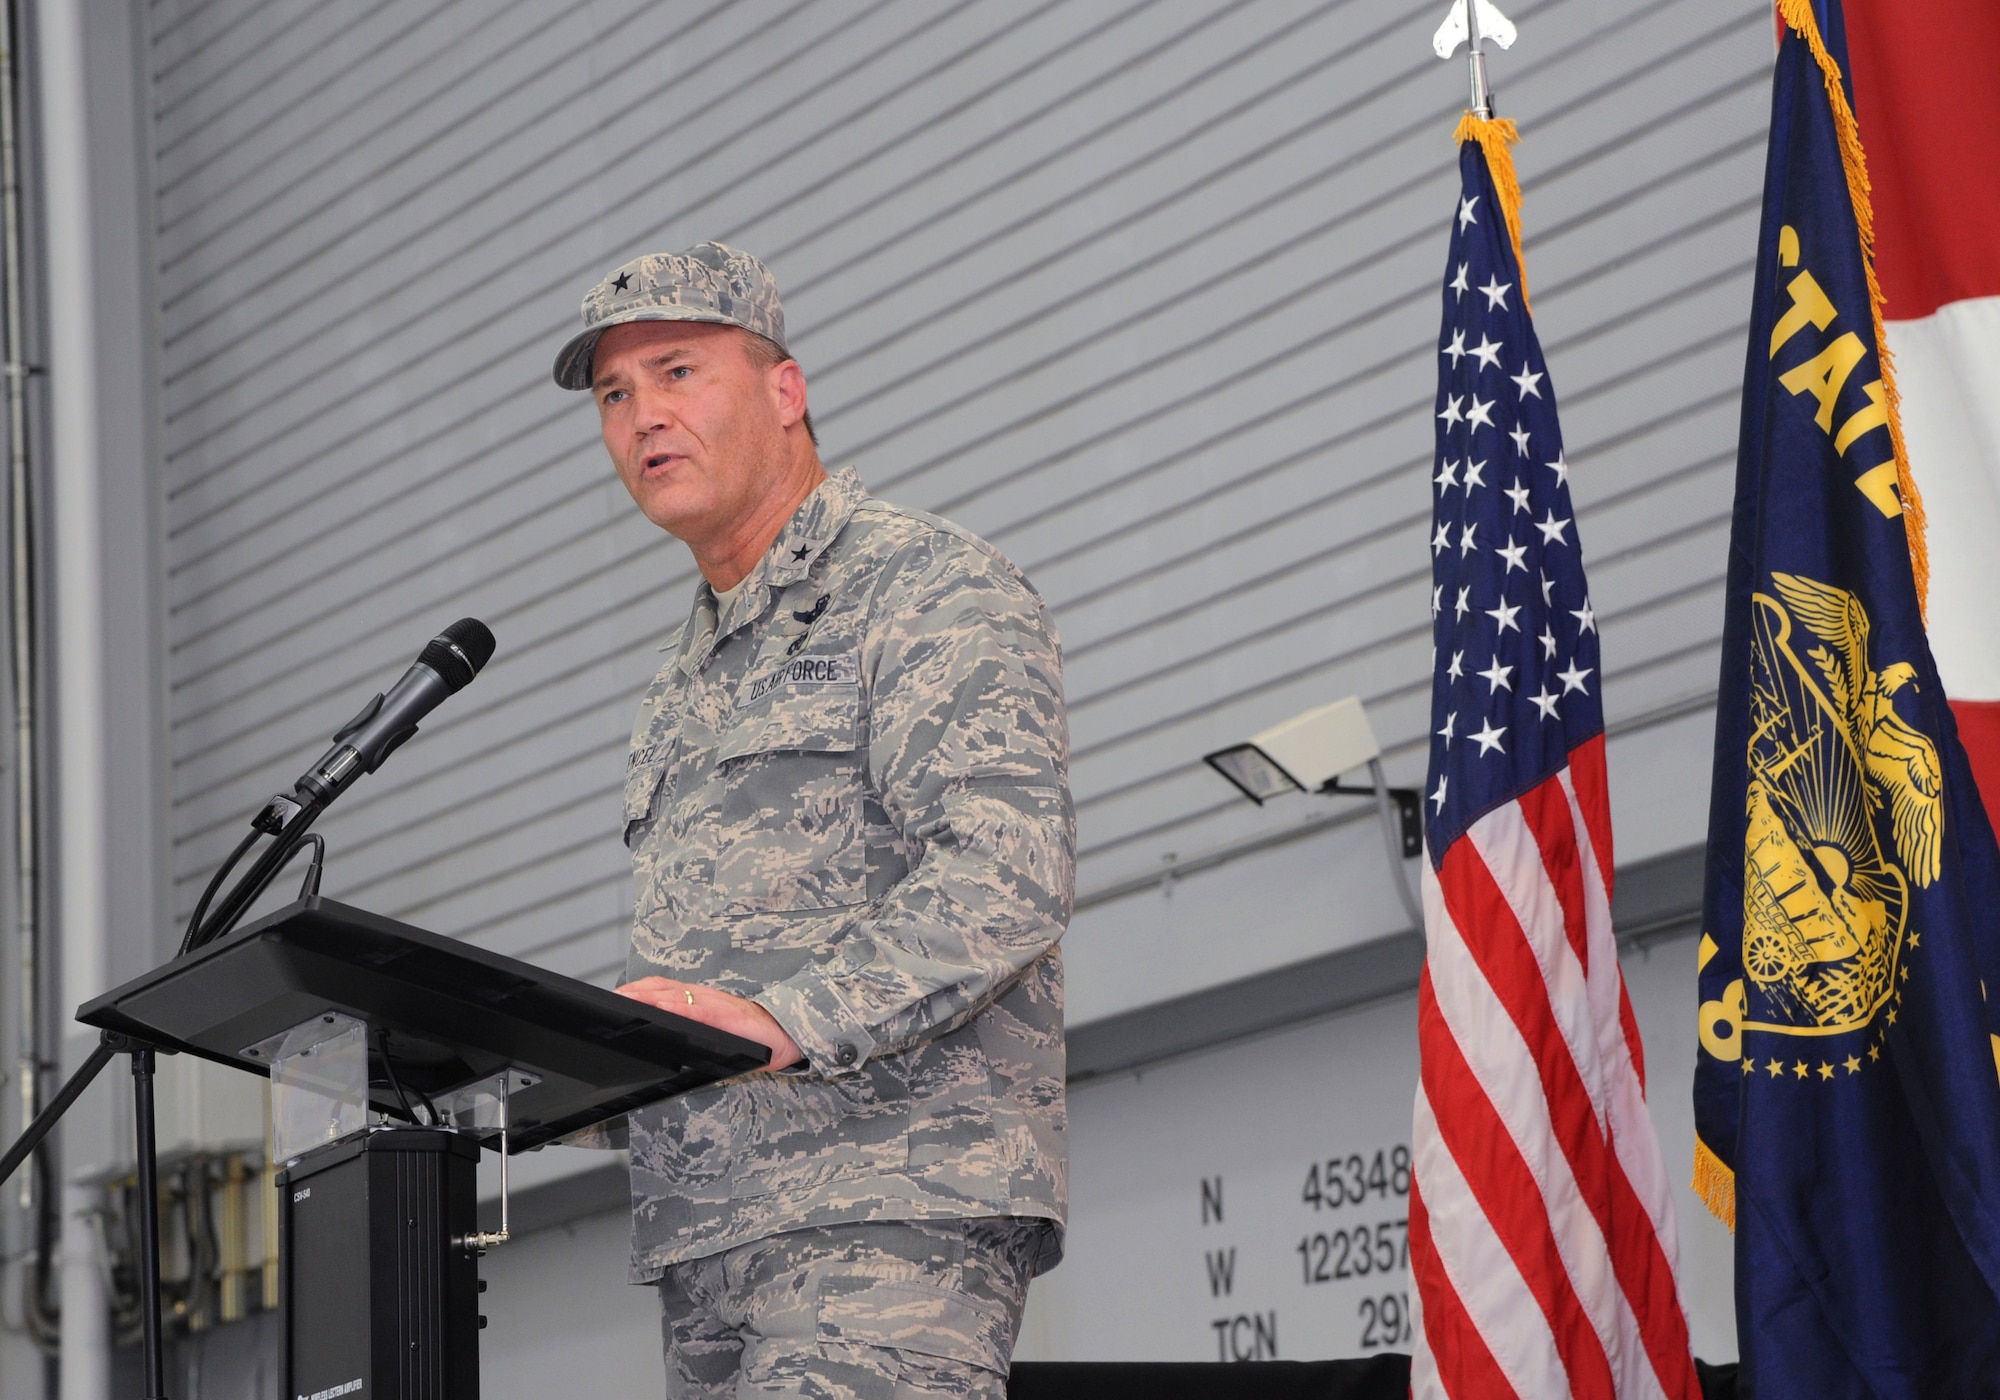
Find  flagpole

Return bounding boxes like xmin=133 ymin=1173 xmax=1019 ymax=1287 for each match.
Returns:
xmin=1466 ymin=0 xmax=1494 ymax=117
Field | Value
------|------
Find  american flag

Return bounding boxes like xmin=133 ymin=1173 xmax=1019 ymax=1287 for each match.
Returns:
xmin=1406 ymin=129 xmax=1699 ymax=1400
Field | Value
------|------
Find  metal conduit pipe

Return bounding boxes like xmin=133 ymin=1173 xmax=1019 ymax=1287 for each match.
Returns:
xmin=0 ymin=0 xmax=58 ymax=1367
xmin=1 ymin=0 xmax=35 ymax=1225
xmin=35 ymin=0 xmax=111 ymax=1391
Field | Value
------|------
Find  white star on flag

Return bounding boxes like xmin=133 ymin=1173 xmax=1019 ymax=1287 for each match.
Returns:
xmin=1511 ymin=363 xmax=1543 ymax=398
xmin=1439 ymin=395 xmax=1465 ymax=426
xmin=1557 ymin=659 xmax=1593 ymax=694
xmin=1466 ymin=396 xmax=1496 ymax=429
xmin=1571 ymin=598 xmax=1597 ymax=633
xmin=1508 ymin=425 xmax=1531 ymax=455
xmin=1458 ymin=195 xmax=1480 ymax=230
xmin=1477 ymin=656 xmax=1514 ymax=692
xmin=1470 ymin=718 xmax=1508 ymax=756
xmin=1479 ymin=274 xmax=1512 ymax=309
xmin=1545 ymin=451 xmax=1569 ymax=486
xmin=1462 ymin=458 xmax=1486 ymax=490
xmin=1443 ymin=329 xmax=1467 ymax=366
xmin=1529 ymin=685 xmax=1561 ymax=720
xmin=1448 ymin=262 xmax=1469 ymax=299
xmin=1485 ymin=598 xmax=1521 ymax=634
xmin=1535 ymin=509 xmax=1571 ymax=546
xmin=1435 ymin=459 xmax=1459 ymax=491
xmin=1504 ymin=479 xmax=1531 ymax=514
xmin=1470 ymin=334 xmax=1503 ymax=370
xmin=1495 ymin=537 xmax=1528 ymax=574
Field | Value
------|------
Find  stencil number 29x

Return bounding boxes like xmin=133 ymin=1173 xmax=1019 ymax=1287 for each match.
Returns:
xmin=1359 ymin=1292 xmax=1412 ymax=1349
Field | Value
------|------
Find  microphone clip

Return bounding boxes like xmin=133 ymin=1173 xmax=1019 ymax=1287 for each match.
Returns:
xmin=252 ymin=792 xmax=307 ymax=835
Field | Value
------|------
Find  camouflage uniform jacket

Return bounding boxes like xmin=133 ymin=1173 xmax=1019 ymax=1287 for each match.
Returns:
xmin=620 ymin=466 xmax=1071 ymax=1282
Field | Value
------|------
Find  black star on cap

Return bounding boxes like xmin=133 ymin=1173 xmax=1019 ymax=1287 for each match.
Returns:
xmin=790 ymin=546 xmax=810 ymax=562
xmin=611 ymin=272 xmax=631 ymax=292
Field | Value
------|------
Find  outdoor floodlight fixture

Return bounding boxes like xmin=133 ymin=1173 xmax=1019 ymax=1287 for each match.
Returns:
xmin=1203 ymin=696 xmax=1427 ymax=930
xmin=1204 ymin=697 xmax=1383 ymax=804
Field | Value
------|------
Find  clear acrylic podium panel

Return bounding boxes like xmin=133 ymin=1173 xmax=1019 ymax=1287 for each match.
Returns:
xmin=254 ymin=1011 xmax=371 ymax=1161
xmin=255 ymin=1009 xmax=545 ymax=1162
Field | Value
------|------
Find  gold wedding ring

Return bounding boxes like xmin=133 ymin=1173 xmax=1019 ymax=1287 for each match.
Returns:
xmin=684 ymin=989 xmax=695 ymax=1007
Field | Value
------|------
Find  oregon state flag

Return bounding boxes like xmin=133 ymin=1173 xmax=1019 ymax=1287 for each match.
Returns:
xmin=1693 ymin=1 xmax=2000 ymax=1394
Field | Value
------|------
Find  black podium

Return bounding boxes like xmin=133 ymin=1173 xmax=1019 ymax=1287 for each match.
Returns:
xmin=72 ymin=897 xmax=766 ymax=1400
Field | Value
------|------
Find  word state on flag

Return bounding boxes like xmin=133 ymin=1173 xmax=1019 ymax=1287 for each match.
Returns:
xmin=1409 ymin=128 xmax=1696 ymax=1400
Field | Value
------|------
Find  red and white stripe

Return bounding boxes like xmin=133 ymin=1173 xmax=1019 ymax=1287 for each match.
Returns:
xmin=1845 ymin=0 xmax=2000 ymax=821
xmin=1410 ymin=737 xmax=1700 ymax=1399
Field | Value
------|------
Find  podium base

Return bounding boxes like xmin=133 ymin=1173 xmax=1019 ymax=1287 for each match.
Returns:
xmin=280 ymin=1127 xmax=482 ymax=1400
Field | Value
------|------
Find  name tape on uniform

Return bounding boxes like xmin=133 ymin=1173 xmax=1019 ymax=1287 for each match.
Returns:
xmin=740 ymin=653 xmax=859 ymax=706
xmin=628 ymin=740 xmax=674 ymax=772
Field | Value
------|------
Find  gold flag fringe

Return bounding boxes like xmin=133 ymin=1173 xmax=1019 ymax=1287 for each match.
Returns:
xmin=1454 ymin=113 xmax=1530 ymax=315
xmin=1692 ymin=1134 xmax=1736 ymax=1232
xmin=1773 ymin=0 xmax=1929 ymax=615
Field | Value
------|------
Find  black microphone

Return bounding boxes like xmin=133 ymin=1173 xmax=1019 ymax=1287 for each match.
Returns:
xmin=184 ymin=618 xmax=499 ymax=953
xmin=293 ymin=618 xmax=497 ymax=808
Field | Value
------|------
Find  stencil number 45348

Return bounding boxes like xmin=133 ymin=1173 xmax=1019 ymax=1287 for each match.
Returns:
xmin=1302 ymin=1146 xmax=1410 ymax=1212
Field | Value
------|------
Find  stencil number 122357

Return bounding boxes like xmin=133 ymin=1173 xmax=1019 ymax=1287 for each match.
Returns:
xmin=1296 ymin=1219 xmax=1409 ymax=1284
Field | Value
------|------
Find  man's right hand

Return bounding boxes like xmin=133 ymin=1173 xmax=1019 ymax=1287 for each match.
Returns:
xmin=616 ymin=976 xmax=805 ymax=1071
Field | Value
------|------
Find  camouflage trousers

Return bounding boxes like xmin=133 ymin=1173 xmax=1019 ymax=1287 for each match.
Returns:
xmin=656 ymin=1217 xmax=1044 ymax=1399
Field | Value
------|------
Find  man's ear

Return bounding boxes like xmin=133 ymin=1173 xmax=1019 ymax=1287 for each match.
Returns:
xmin=773 ymin=358 xmax=809 ymax=431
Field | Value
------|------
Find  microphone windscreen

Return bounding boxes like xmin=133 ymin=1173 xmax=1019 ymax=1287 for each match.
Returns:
xmin=419 ymin=618 xmax=497 ymax=692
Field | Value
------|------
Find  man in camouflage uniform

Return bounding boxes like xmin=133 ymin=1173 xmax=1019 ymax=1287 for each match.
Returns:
xmin=553 ymin=242 xmax=1071 ymax=1399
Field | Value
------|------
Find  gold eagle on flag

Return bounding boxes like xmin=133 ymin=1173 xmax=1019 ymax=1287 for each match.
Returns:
xmin=1741 ymin=572 xmax=1941 ymax=1035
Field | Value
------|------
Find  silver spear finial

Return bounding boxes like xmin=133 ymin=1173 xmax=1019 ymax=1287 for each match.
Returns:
xmin=1433 ymin=0 xmax=1517 ymax=118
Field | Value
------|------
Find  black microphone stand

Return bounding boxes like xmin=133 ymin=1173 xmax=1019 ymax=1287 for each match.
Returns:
xmin=0 ymin=788 xmax=333 ymax=1400
xmin=0 ymin=1037 xmax=166 ymax=1396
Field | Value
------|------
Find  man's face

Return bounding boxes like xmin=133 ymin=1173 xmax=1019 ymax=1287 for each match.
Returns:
xmin=591 ymin=320 xmax=796 ymax=545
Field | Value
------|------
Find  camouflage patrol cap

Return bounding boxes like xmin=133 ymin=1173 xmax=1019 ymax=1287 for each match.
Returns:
xmin=553 ymin=241 xmax=786 ymax=390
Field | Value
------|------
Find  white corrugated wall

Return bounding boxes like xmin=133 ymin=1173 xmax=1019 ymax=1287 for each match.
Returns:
xmin=147 ymin=0 xmax=1770 ymax=997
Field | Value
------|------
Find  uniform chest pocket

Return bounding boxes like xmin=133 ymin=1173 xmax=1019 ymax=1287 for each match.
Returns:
xmin=623 ymin=753 xmax=672 ymax=851
xmin=709 ymin=689 xmax=867 ymax=915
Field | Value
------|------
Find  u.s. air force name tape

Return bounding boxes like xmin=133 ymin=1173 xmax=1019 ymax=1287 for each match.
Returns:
xmin=740 ymin=653 xmax=859 ymax=706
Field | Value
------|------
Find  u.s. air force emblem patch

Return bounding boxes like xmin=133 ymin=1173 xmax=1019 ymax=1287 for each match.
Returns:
xmin=1734 ymin=571 xmax=1941 ymax=1055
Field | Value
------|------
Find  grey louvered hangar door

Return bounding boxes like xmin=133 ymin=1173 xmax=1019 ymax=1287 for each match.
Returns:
xmin=150 ymin=0 xmax=1770 ymax=1002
